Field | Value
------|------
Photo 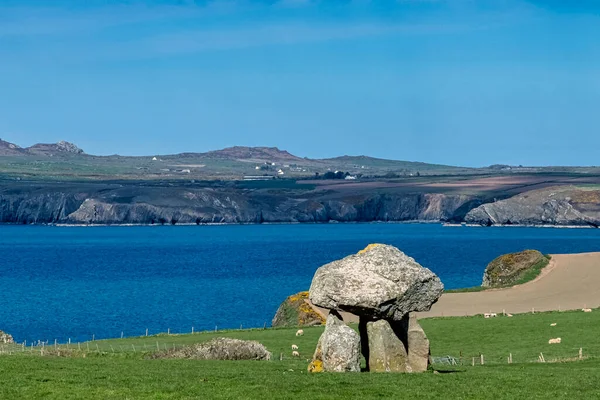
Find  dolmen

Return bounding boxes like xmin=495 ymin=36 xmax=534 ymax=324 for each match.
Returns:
xmin=308 ymin=244 xmax=443 ymax=373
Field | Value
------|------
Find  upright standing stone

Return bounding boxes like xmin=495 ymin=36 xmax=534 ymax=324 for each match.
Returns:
xmin=406 ymin=314 xmax=430 ymax=372
xmin=309 ymin=312 xmax=361 ymax=373
xmin=366 ymin=319 xmax=408 ymax=372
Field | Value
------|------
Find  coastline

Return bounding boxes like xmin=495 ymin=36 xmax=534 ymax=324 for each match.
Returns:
xmin=0 ymin=221 xmax=594 ymax=228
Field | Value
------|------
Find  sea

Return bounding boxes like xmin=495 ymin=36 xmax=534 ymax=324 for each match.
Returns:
xmin=1 ymin=224 xmax=599 ymax=343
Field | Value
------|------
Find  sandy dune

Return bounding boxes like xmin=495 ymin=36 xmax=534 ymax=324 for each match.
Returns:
xmin=418 ymin=253 xmax=600 ymax=318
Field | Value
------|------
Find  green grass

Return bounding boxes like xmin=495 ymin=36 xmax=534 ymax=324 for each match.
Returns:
xmin=1 ymin=309 xmax=599 ymax=399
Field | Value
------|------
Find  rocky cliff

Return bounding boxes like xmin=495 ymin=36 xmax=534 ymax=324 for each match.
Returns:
xmin=0 ymin=182 xmax=482 ymax=225
xmin=465 ymin=186 xmax=600 ymax=227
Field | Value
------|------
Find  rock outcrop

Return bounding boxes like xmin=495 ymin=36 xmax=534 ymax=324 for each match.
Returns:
xmin=0 ymin=181 xmax=481 ymax=225
xmin=482 ymin=250 xmax=550 ymax=287
xmin=465 ymin=186 xmax=600 ymax=227
xmin=309 ymin=244 xmax=444 ymax=321
xmin=272 ymin=291 xmax=325 ymax=328
xmin=150 ymin=338 xmax=271 ymax=361
xmin=0 ymin=330 xmax=14 ymax=344
xmin=309 ymin=312 xmax=361 ymax=373
xmin=309 ymin=244 xmax=442 ymax=373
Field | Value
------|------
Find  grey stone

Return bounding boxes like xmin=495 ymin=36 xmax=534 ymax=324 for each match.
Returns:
xmin=150 ymin=337 xmax=271 ymax=361
xmin=309 ymin=244 xmax=444 ymax=321
xmin=406 ymin=314 xmax=430 ymax=372
xmin=312 ymin=312 xmax=361 ymax=372
xmin=366 ymin=319 xmax=408 ymax=372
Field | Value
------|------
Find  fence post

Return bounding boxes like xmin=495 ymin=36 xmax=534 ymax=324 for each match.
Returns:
xmin=280 ymin=352 xmax=283 ymax=361
xmin=146 ymin=328 xmax=148 ymax=337
xmin=121 ymin=332 xmax=124 ymax=339
xmin=472 ymin=357 xmax=475 ymax=366
xmin=480 ymin=354 xmax=484 ymax=365
xmin=192 ymin=327 xmax=194 ymax=334
xmin=579 ymin=348 xmax=583 ymax=360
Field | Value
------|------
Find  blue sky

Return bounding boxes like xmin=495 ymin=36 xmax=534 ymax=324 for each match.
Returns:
xmin=0 ymin=0 xmax=598 ymax=167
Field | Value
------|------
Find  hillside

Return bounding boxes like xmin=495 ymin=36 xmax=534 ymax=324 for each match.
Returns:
xmin=0 ymin=139 xmax=25 ymax=156
xmin=0 ymin=141 xmax=472 ymax=181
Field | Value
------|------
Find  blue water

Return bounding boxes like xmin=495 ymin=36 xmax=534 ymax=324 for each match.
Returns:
xmin=1 ymin=224 xmax=599 ymax=343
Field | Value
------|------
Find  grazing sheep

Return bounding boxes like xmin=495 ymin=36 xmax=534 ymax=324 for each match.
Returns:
xmin=292 ymin=351 xmax=300 ymax=357
xmin=490 ymin=313 xmax=497 ymax=317
xmin=582 ymin=308 xmax=592 ymax=313
xmin=484 ymin=313 xmax=497 ymax=318
xmin=548 ymin=338 xmax=562 ymax=344
xmin=291 ymin=345 xmax=298 ymax=350
xmin=506 ymin=313 xmax=513 ymax=317
xmin=295 ymin=329 xmax=304 ymax=336
xmin=484 ymin=313 xmax=490 ymax=318
xmin=550 ymin=323 xmax=557 ymax=327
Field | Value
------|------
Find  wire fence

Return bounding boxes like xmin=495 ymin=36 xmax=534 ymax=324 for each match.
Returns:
xmin=0 ymin=340 xmax=593 ymax=367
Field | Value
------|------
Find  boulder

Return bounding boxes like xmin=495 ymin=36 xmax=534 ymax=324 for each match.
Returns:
xmin=272 ymin=291 xmax=326 ymax=327
xmin=150 ymin=338 xmax=271 ymax=361
xmin=482 ymin=250 xmax=549 ymax=287
xmin=406 ymin=314 xmax=430 ymax=372
xmin=309 ymin=244 xmax=444 ymax=321
xmin=0 ymin=330 xmax=14 ymax=344
xmin=309 ymin=312 xmax=361 ymax=373
xmin=366 ymin=319 xmax=408 ymax=372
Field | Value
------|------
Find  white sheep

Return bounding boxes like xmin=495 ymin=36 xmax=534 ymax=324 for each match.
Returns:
xmin=548 ymin=338 xmax=562 ymax=344
xmin=291 ymin=344 xmax=298 ymax=350
xmin=490 ymin=313 xmax=497 ymax=317
xmin=550 ymin=323 xmax=557 ymax=327
xmin=582 ymin=308 xmax=592 ymax=313
xmin=484 ymin=313 xmax=497 ymax=318
xmin=292 ymin=351 xmax=300 ymax=357
xmin=506 ymin=313 xmax=513 ymax=317
xmin=295 ymin=329 xmax=304 ymax=336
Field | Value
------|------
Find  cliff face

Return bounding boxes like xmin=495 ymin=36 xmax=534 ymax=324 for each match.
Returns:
xmin=0 ymin=184 xmax=480 ymax=225
xmin=465 ymin=186 xmax=600 ymax=227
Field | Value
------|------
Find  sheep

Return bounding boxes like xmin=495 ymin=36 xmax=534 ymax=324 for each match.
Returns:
xmin=291 ymin=345 xmax=298 ymax=350
xmin=506 ymin=313 xmax=513 ymax=317
xmin=490 ymin=313 xmax=497 ymax=317
xmin=582 ymin=308 xmax=592 ymax=313
xmin=550 ymin=323 xmax=557 ymax=327
xmin=484 ymin=313 xmax=497 ymax=318
xmin=548 ymin=338 xmax=562 ymax=344
xmin=295 ymin=329 xmax=304 ymax=336
xmin=292 ymin=351 xmax=300 ymax=357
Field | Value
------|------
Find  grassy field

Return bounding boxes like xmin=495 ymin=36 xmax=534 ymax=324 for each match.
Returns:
xmin=1 ymin=309 xmax=598 ymax=399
